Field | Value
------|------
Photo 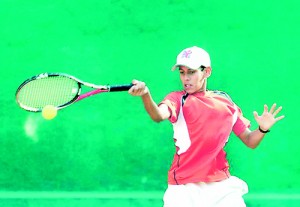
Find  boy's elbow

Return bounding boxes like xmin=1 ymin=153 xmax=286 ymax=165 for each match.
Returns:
xmin=246 ymin=142 xmax=259 ymax=149
xmin=247 ymin=145 xmax=257 ymax=149
xmin=151 ymin=116 xmax=164 ymax=123
xmin=150 ymin=114 xmax=165 ymax=123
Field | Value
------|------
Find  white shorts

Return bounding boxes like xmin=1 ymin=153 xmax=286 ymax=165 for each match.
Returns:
xmin=163 ymin=176 xmax=248 ymax=207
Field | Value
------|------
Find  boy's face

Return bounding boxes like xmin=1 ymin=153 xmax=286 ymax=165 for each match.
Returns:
xmin=178 ymin=66 xmax=209 ymax=94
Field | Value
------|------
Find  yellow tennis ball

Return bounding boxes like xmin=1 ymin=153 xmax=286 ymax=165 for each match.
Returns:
xmin=42 ymin=105 xmax=57 ymax=120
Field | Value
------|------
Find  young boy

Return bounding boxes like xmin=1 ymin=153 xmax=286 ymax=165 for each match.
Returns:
xmin=128 ymin=46 xmax=284 ymax=207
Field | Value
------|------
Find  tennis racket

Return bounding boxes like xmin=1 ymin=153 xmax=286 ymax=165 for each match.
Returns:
xmin=16 ymin=73 xmax=133 ymax=112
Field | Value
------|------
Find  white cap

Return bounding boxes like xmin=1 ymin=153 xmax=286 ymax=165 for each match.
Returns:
xmin=171 ymin=46 xmax=211 ymax=71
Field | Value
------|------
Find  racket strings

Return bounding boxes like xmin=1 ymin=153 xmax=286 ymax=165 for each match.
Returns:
xmin=17 ymin=76 xmax=80 ymax=110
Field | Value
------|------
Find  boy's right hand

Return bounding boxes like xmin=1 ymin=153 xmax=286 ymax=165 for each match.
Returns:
xmin=128 ymin=80 xmax=149 ymax=96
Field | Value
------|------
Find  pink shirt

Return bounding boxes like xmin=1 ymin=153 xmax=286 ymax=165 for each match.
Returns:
xmin=160 ymin=90 xmax=250 ymax=185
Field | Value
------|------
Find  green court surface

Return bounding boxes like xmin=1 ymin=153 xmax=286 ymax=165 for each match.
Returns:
xmin=0 ymin=0 xmax=299 ymax=206
xmin=0 ymin=191 xmax=299 ymax=207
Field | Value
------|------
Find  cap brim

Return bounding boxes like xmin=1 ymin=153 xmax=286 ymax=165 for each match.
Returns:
xmin=171 ymin=64 xmax=198 ymax=71
xmin=171 ymin=64 xmax=179 ymax=71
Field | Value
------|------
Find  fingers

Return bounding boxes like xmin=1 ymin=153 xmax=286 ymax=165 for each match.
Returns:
xmin=128 ymin=79 xmax=148 ymax=96
xmin=253 ymin=111 xmax=259 ymax=119
xmin=272 ymin=105 xmax=282 ymax=117
xmin=131 ymin=79 xmax=140 ymax=85
xmin=269 ymin=103 xmax=277 ymax=114
xmin=272 ymin=104 xmax=285 ymax=122
xmin=266 ymin=103 xmax=283 ymax=117
xmin=263 ymin=103 xmax=282 ymax=114
xmin=261 ymin=103 xmax=285 ymax=122
xmin=275 ymin=115 xmax=285 ymax=121
xmin=263 ymin=104 xmax=268 ymax=113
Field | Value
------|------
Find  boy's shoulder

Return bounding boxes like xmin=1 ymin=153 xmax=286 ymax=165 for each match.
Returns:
xmin=210 ymin=90 xmax=233 ymax=102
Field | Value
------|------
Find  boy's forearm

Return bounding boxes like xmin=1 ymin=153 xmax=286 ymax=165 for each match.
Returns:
xmin=141 ymin=92 xmax=164 ymax=122
xmin=245 ymin=129 xmax=266 ymax=149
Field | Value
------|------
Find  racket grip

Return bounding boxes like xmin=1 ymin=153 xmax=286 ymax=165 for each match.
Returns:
xmin=109 ymin=83 xmax=133 ymax=92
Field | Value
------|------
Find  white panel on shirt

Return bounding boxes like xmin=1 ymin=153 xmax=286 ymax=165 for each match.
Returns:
xmin=172 ymin=104 xmax=191 ymax=155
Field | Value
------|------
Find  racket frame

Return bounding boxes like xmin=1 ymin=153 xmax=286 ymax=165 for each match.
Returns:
xmin=16 ymin=73 xmax=132 ymax=112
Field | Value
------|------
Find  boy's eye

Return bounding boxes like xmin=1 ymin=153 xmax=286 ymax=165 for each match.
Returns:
xmin=179 ymin=70 xmax=196 ymax=75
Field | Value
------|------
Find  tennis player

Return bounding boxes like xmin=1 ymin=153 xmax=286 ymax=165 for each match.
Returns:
xmin=128 ymin=46 xmax=284 ymax=207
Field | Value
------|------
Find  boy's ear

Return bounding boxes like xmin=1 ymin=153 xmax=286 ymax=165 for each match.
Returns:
xmin=204 ymin=67 xmax=212 ymax=78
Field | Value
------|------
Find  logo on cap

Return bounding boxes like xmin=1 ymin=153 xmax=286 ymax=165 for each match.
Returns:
xmin=181 ymin=50 xmax=192 ymax=58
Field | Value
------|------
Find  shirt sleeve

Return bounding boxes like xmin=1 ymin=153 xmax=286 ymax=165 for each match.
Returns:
xmin=232 ymin=106 xmax=251 ymax=136
xmin=159 ymin=92 xmax=182 ymax=123
xmin=214 ymin=91 xmax=251 ymax=136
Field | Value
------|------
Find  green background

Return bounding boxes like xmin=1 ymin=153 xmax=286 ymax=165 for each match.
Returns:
xmin=0 ymin=0 xmax=299 ymax=206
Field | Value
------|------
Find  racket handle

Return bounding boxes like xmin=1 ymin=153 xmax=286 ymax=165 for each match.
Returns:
xmin=109 ymin=83 xmax=133 ymax=92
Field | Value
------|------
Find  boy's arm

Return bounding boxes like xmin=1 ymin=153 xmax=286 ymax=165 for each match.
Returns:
xmin=129 ymin=80 xmax=170 ymax=122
